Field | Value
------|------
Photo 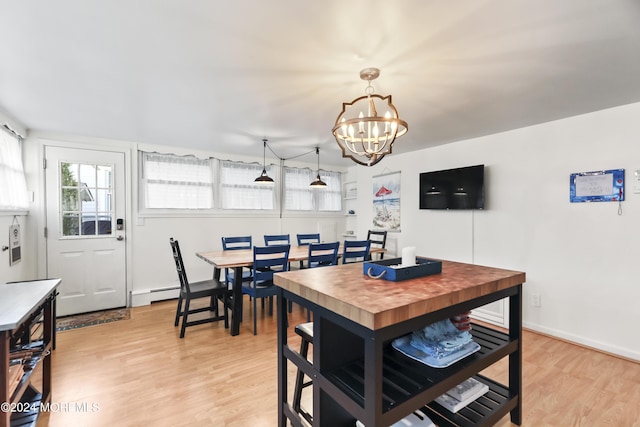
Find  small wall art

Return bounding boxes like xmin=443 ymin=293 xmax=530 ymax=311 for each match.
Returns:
xmin=569 ymin=169 xmax=624 ymax=203
xmin=372 ymin=171 xmax=400 ymax=232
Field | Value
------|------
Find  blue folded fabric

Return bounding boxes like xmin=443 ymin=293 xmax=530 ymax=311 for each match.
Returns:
xmin=409 ymin=319 xmax=473 ymax=359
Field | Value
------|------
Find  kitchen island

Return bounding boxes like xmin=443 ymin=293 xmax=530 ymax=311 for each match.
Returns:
xmin=274 ymin=260 xmax=525 ymax=427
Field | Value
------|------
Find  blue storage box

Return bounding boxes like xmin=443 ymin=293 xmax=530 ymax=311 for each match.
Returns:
xmin=363 ymin=257 xmax=442 ymax=281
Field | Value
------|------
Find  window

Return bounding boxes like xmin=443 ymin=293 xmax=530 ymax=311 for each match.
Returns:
xmin=219 ymin=160 xmax=275 ymax=210
xmin=316 ymin=170 xmax=342 ymax=211
xmin=139 ymin=151 xmax=214 ymax=209
xmin=0 ymin=127 xmax=29 ymax=211
xmin=284 ymin=167 xmax=342 ymax=212
xmin=137 ymin=151 xmax=342 ymax=213
xmin=283 ymin=167 xmax=314 ymax=210
xmin=61 ymin=162 xmax=113 ymax=236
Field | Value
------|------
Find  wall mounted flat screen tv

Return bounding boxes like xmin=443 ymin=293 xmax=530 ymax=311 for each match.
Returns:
xmin=420 ymin=164 xmax=485 ymax=210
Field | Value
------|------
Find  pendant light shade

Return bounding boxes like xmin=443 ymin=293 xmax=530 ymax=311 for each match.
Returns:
xmin=309 ymin=147 xmax=327 ymax=188
xmin=255 ymin=138 xmax=274 ymax=185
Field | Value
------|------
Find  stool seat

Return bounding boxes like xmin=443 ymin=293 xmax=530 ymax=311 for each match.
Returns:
xmin=294 ymin=322 xmax=313 ymax=341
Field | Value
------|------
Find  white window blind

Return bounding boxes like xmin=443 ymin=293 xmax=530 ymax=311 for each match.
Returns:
xmin=139 ymin=151 xmax=214 ymax=209
xmin=284 ymin=167 xmax=342 ymax=212
xmin=219 ymin=160 xmax=275 ymax=210
xmin=0 ymin=128 xmax=29 ymax=211
xmin=317 ymin=170 xmax=342 ymax=211
xmin=284 ymin=167 xmax=314 ymax=210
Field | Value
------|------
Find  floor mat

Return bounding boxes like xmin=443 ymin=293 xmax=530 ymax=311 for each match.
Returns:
xmin=56 ymin=307 xmax=130 ymax=332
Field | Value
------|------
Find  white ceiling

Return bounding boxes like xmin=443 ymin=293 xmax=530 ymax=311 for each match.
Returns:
xmin=1 ymin=0 xmax=640 ymax=167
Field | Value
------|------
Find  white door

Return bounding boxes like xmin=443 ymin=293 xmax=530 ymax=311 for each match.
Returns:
xmin=45 ymin=146 xmax=127 ymax=316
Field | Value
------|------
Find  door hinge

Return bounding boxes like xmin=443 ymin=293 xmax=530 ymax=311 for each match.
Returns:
xmin=43 ymin=158 xmax=47 ymax=169
xmin=44 ymin=227 xmax=48 ymax=238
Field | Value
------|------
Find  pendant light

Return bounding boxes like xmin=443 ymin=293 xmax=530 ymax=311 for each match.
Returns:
xmin=309 ymin=147 xmax=327 ymax=188
xmin=254 ymin=138 xmax=274 ymax=185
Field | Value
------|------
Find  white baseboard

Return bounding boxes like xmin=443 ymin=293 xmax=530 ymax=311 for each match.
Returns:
xmin=523 ymin=320 xmax=640 ymax=362
xmin=131 ymin=286 xmax=179 ymax=306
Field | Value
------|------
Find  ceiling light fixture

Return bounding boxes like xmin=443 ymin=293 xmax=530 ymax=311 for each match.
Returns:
xmin=332 ymin=67 xmax=408 ymax=167
xmin=254 ymin=138 xmax=274 ymax=185
xmin=309 ymin=147 xmax=327 ymax=188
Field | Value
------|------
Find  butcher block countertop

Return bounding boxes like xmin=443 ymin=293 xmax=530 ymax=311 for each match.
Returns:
xmin=274 ymin=260 xmax=525 ymax=330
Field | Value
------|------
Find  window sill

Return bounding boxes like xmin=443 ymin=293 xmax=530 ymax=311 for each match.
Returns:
xmin=0 ymin=210 xmax=29 ymax=216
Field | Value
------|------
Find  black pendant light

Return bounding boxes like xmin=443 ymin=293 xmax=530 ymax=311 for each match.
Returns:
xmin=254 ymin=138 xmax=274 ymax=185
xmin=310 ymin=147 xmax=327 ymax=188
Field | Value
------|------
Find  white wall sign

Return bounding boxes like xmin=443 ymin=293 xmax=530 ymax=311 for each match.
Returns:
xmin=9 ymin=224 xmax=21 ymax=265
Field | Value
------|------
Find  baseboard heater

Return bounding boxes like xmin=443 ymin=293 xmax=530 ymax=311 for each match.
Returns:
xmin=150 ymin=286 xmax=179 ymax=293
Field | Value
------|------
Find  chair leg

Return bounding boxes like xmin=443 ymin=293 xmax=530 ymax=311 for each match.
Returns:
xmin=211 ymin=294 xmax=219 ymax=315
xmin=223 ymin=293 xmax=229 ymax=329
xmin=253 ymin=295 xmax=258 ymax=335
xmin=180 ymin=299 xmax=190 ymax=338
xmin=174 ymin=295 xmax=183 ymax=327
xmin=293 ymin=336 xmax=312 ymax=422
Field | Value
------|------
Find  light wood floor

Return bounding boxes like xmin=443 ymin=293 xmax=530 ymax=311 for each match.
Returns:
xmin=33 ymin=298 xmax=639 ymax=427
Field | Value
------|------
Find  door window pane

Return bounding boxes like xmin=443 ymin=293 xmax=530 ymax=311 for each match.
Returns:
xmin=60 ymin=161 xmax=113 ymax=237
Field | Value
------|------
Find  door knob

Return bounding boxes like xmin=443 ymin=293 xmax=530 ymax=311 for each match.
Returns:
xmin=116 ymin=235 xmax=124 ymax=241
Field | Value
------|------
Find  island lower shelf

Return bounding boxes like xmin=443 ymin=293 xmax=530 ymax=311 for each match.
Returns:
xmin=326 ymin=324 xmax=517 ymax=421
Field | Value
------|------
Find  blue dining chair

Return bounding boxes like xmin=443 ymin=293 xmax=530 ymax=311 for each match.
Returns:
xmin=307 ymin=241 xmax=339 ymax=268
xmin=342 ymin=239 xmax=371 ymax=264
xmin=296 ymin=233 xmax=320 ymax=246
xmin=221 ymin=236 xmax=253 ymax=287
xmin=264 ymin=234 xmax=290 ymax=246
xmin=242 ymin=244 xmax=290 ymax=335
xmin=296 ymin=233 xmax=320 ymax=268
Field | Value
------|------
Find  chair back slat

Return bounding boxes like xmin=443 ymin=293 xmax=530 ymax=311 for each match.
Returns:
xmin=297 ymin=233 xmax=320 ymax=246
xmin=308 ymin=242 xmax=339 ymax=267
xmin=264 ymin=234 xmax=290 ymax=246
xmin=342 ymin=239 xmax=371 ymax=264
xmin=222 ymin=236 xmax=252 ymax=251
xmin=253 ymin=245 xmax=291 ymax=283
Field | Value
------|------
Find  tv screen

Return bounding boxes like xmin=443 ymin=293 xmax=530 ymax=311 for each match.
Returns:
xmin=420 ymin=165 xmax=485 ymax=210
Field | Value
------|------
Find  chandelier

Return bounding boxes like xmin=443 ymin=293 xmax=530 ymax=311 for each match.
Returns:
xmin=332 ymin=68 xmax=408 ymax=166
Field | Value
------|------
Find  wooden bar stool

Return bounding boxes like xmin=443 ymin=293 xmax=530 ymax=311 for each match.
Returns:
xmin=292 ymin=321 xmax=313 ymax=424
xmin=292 ymin=242 xmax=339 ymax=424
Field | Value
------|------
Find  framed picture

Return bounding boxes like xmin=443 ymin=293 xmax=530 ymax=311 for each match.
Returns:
xmin=372 ymin=171 xmax=400 ymax=232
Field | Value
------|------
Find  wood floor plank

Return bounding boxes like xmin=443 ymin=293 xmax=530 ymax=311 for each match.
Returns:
xmin=34 ymin=299 xmax=639 ymax=426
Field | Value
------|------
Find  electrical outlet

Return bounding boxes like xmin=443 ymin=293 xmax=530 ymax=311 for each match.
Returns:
xmin=531 ymin=293 xmax=541 ymax=307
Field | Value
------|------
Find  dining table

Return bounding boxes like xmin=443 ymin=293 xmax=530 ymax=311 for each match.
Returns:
xmin=196 ymin=244 xmax=386 ymax=336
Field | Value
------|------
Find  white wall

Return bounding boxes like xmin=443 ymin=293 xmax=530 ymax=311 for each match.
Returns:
xmin=350 ymin=102 xmax=640 ymax=361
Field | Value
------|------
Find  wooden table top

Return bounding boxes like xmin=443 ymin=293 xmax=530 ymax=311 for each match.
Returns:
xmin=273 ymin=260 xmax=525 ymax=330
xmin=196 ymin=244 xmax=385 ymax=269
